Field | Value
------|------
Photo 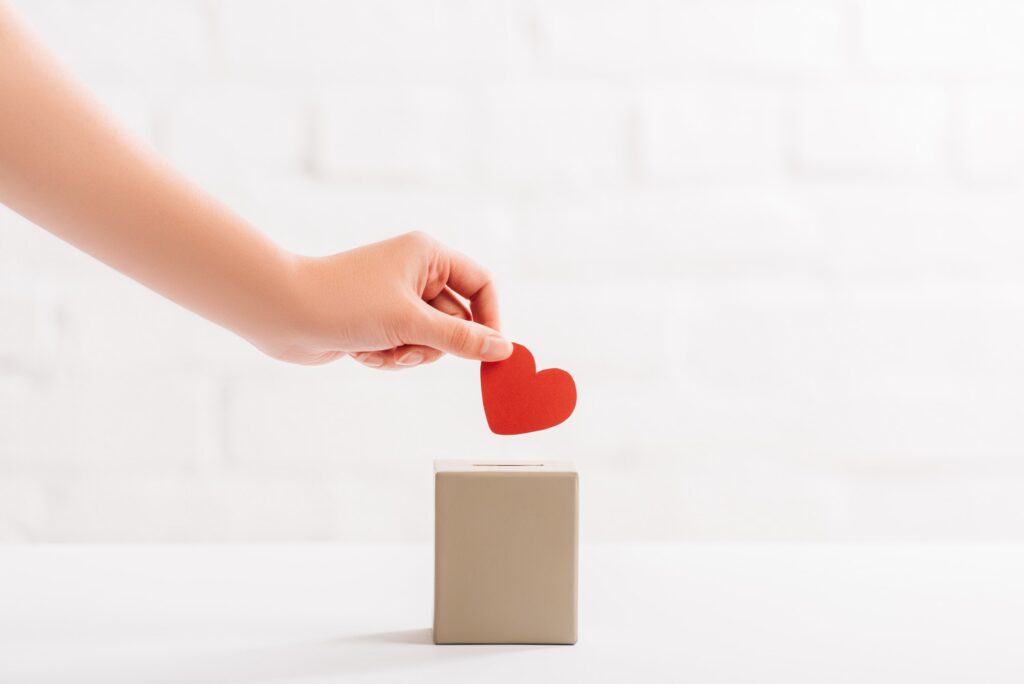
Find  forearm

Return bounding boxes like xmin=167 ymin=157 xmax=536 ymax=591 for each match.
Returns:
xmin=0 ymin=5 xmax=298 ymax=346
xmin=0 ymin=3 xmax=510 ymax=369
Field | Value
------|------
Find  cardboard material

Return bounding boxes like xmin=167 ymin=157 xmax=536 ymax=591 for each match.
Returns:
xmin=480 ymin=343 xmax=577 ymax=435
xmin=433 ymin=460 xmax=579 ymax=645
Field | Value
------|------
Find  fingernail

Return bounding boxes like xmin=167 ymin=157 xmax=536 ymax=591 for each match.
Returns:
xmin=481 ymin=335 xmax=513 ymax=360
xmin=362 ymin=353 xmax=384 ymax=368
xmin=396 ymin=350 xmax=424 ymax=366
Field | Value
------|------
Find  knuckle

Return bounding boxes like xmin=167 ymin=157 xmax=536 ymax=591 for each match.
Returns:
xmin=402 ymin=230 xmax=434 ymax=249
xmin=446 ymin=322 xmax=472 ymax=353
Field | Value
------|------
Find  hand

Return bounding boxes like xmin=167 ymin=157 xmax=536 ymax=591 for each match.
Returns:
xmin=259 ymin=231 xmax=514 ymax=369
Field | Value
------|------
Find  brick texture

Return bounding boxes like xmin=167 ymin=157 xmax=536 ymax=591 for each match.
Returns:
xmin=3 ymin=0 xmax=1024 ymax=542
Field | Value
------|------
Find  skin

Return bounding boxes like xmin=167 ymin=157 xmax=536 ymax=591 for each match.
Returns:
xmin=0 ymin=3 xmax=513 ymax=370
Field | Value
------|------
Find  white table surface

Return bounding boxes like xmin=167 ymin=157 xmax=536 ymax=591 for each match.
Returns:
xmin=1 ymin=543 xmax=1023 ymax=683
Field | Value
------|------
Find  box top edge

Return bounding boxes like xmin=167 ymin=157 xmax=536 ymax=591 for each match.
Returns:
xmin=434 ymin=459 xmax=576 ymax=473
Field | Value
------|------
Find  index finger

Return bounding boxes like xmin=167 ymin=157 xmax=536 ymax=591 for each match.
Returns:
xmin=443 ymin=247 xmax=501 ymax=332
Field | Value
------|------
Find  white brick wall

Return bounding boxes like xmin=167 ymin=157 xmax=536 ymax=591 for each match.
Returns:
xmin=640 ymin=85 xmax=786 ymax=182
xmin=796 ymin=84 xmax=950 ymax=177
xmin=482 ymin=84 xmax=630 ymax=189
xmin=214 ymin=0 xmax=529 ymax=81
xmin=16 ymin=0 xmax=211 ymax=85
xmin=961 ymin=84 xmax=1024 ymax=182
xmin=156 ymin=86 xmax=312 ymax=184
xmin=3 ymin=0 xmax=1024 ymax=542
xmin=318 ymin=87 xmax=478 ymax=184
xmin=858 ymin=0 xmax=1024 ymax=76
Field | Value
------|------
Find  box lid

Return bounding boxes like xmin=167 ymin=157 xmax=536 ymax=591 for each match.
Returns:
xmin=434 ymin=459 xmax=575 ymax=473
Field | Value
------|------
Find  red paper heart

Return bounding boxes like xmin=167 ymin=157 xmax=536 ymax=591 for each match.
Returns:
xmin=481 ymin=343 xmax=577 ymax=435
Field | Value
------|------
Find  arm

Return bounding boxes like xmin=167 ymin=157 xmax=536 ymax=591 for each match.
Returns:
xmin=0 ymin=3 xmax=511 ymax=368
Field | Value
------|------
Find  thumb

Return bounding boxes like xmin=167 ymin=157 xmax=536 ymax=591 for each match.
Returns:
xmin=415 ymin=305 xmax=513 ymax=362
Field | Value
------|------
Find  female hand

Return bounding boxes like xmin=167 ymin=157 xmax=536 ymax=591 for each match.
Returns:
xmin=262 ymin=231 xmax=513 ymax=369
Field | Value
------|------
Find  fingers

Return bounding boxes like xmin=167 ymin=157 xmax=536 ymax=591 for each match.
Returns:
xmin=392 ymin=345 xmax=443 ymax=366
xmin=414 ymin=268 xmax=510 ymax=360
xmin=352 ymin=286 xmax=470 ymax=370
xmin=352 ymin=345 xmax=442 ymax=370
xmin=412 ymin=303 xmax=513 ymax=362
xmin=428 ymin=286 xmax=471 ymax=321
xmin=442 ymin=246 xmax=501 ymax=332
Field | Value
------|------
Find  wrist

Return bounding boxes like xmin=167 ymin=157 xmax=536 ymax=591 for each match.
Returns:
xmin=243 ymin=247 xmax=313 ymax=360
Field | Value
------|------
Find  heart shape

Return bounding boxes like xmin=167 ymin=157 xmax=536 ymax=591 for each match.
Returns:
xmin=481 ymin=343 xmax=577 ymax=435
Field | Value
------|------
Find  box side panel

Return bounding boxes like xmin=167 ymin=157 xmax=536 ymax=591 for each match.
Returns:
xmin=434 ymin=471 xmax=577 ymax=644
xmin=433 ymin=472 xmax=444 ymax=643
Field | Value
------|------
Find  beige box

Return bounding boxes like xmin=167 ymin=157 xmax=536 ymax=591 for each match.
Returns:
xmin=433 ymin=460 xmax=578 ymax=645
